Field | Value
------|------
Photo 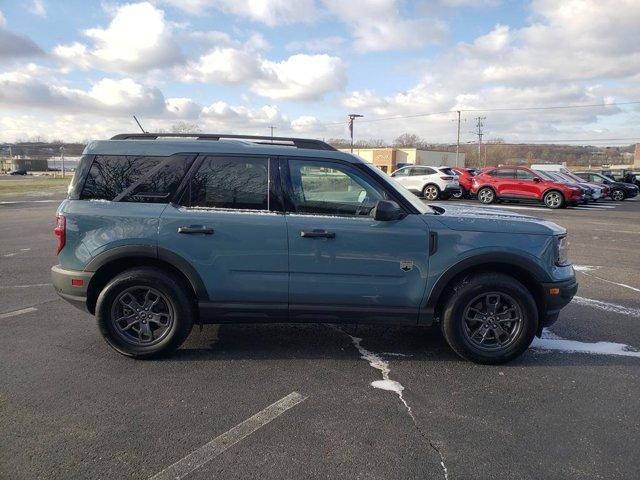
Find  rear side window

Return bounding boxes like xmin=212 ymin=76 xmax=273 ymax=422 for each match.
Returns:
xmin=80 ymin=155 xmax=194 ymax=202
xmin=516 ymin=169 xmax=535 ymax=180
xmin=182 ymin=156 xmax=269 ymax=210
xmin=490 ymin=169 xmax=516 ymax=178
xmin=68 ymin=155 xmax=94 ymax=200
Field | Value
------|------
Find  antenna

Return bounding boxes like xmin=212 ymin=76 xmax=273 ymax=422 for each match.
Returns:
xmin=133 ymin=115 xmax=146 ymax=133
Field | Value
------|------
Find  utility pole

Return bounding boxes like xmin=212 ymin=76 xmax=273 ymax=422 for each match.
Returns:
xmin=455 ymin=110 xmax=461 ymax=167
xmin=268 ymin=125 xmax=276 ymax=141
xmin=474 ymin=116 xmax=486 ymax=167
xmin=348 ymin=114 xmax=363 ymax=153
xmin=59 ymin=146 xmax=65 ymax=179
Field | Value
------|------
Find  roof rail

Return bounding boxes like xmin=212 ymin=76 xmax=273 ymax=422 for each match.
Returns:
xmin=109 ymin=133 xmax=337 ymax=151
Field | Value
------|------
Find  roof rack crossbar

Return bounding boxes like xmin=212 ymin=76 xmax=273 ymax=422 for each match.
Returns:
xmin=109 ymin=133 xmax=336 ymax=151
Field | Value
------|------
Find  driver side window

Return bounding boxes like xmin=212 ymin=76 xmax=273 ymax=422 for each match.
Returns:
xmin=287 ymin=159 xmax=387 ymax=217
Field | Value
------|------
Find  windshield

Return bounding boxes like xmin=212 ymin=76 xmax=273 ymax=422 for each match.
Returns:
xmin=534 ymin=170 xmax=554 ymax=181
xmin=561 ymin=171 xmax=587 ymax=183
xmin=360 ymin=162 xmax=433 ymax=214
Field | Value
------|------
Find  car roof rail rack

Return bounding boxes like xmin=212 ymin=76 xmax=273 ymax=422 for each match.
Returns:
xmin=110 ymin=133 xmax=337 ymax=151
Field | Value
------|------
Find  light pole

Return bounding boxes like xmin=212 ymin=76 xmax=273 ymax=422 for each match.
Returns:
xmin=348 ymin=114 xmax=363 ymax=153
xmin=268 ymin=125 xmax=276 ymax=141
xmin=59 ymin=146 xmax=65 ymax=178
xmin=455 ymin=110 xmax=461 ymax=167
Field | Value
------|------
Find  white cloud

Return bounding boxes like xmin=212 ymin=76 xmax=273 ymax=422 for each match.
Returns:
xmin=161 ymin=0 xmax=316 ymax=26
xmin=0 ymin=10 xmax=6 ymax=27
xmin=54 ymin=2 xmax=183 ymax=73
xmin=285 ymin=36 xmax=345 ymax=53
xmin=183 ymin=47 xmax=262 ymax=84
xmin=323 ymin=0 xmax=447 ymax=52
xmin=291 ymin=115 xmax=324 ymax=133
xmin=28 ymin=0 xmax=46 ymax=17
xmin=252 ymin=54 xmax=346 ymax=100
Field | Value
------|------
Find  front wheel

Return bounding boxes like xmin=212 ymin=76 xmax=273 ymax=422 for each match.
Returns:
xmin=96 ymin=267 xmax=194 ymax=358
xmin=422 ymin=184 xmax=440 ymax=201
xmin=543 ymin=190 xmax=564 ymax=209
xmin=452 ymin=188 xmax=466 ymax=199
xmin=440 ymin=273 xmax=538 ymax=364
xmin=477 ymin=187 xmax=495 ymax=204
xmin=611 ymin=189 xmax=625 ymax=201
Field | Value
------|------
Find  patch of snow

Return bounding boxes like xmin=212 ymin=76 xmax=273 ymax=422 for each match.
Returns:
xmin=371 ymin=379 xmax=405 ymax=393
xmin=573 ymin=265 xmax=599 ymax=272
xmin=573 ymin=296 xmax=640 ymax=318
xmin=382 ymin=352 xmax=412 ymax=357
xmin=532 ymin=330 xmax=640 ymax=358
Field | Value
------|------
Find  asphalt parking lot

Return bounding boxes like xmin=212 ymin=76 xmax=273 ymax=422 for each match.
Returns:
xmin=1 ymin=196 xmax=639 ymax=479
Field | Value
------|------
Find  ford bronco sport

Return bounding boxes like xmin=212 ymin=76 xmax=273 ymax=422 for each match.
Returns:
xmin=52 ymin=133 xmax=577 ymax=364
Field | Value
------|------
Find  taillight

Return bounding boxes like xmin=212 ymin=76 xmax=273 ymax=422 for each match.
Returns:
xmin=54 ymin=215 xmax=66 ymax=255
xmin=440 ymin=176 xmax=454 ymax=180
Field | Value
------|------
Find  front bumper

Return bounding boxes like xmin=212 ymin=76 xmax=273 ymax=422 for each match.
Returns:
xmin=626 ymin=188 xmax=638 ymax=198
xmin=539 ymin=276 xmax=578 ymax=332
xmin=51 ymin=265 xmax=93 ymax=312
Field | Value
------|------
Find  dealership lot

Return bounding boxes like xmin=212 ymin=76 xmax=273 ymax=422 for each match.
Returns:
xmin=1 ymin=198 xmax=639 ymax=479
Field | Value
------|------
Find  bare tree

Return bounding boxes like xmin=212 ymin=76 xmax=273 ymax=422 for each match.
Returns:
xmin=170 ymin=122 xmax=201 ymax=134
xmin=393 ymin=133 xmax=421 ymax=148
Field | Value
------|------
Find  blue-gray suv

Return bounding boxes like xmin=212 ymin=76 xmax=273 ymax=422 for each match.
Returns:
xmin=52 ymin=133 xmax=578 ymax=364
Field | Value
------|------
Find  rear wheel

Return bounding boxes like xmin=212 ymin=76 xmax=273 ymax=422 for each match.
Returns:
xmin=477 ymin=187 xmax=495 ymax=204
xmin=611 ymin=189 xmax=625 ymax=201
xmin=543 ymin=190 xmax=564 ymax=209
xmin=422 ymin=184 xmax=440 ymax=201
xmin=96 ymin=267 xmax=194 ymax=358
xmin=440 ymin=273 xmax=538 ymax=364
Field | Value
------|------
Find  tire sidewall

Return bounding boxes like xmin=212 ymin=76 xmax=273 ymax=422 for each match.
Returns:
xmin=544 ymin=190 xmax=564 ymax=209
xmin=611 ymin=189 xmax=625 ymax=201
xmin=441 ymin=274 xmax=539 ymax=364
xmin=423 ymin=184 xmax=440 ymax=200
xmin=96 ymin=268 xmax=194 ymax=358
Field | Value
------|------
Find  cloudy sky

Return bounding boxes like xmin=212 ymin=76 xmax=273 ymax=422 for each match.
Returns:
xmin=0 ymin=0 xmax=639 ymax=144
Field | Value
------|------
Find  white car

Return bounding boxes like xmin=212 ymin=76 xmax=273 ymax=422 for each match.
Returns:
xmin=390 ymin=165 xmax=461 ymax=201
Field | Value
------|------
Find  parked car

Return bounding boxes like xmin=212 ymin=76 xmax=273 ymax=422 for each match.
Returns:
xmin=391 ymin=165 xmax=461 ymax=200
xmin=471 ymin=166 xmax=583 ymax=209
xmin=451 ymin=167 xmax=477 ymax=199
xmin=51 ymin=133 xmax=577 ymax=364
xmin=533 ymin=170 xmax=595 ymax=203
xmin=573 ymin=171 xmax=639 ymax=201
xmin=530 ymin=164 xmax=608 ymax=199
xmin=9 ymin=169 xmax=27 ymax=175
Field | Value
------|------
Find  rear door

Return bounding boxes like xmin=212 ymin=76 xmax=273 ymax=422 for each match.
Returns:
xmin=492 ymin=168 xmax=518 ymax=196
xmin=158 ymin=155 xmax=288 ymax=319
xmin=282 ymin=157 xmax=430 ymax=323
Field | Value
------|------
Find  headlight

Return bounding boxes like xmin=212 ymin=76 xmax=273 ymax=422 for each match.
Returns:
xmin=556 ymin=235 xmax=570 ymax=266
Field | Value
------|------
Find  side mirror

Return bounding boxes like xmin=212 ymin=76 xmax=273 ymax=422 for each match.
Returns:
xmin=372 ymin=200 xmax=405 ymax=221
xmin=533 ymin=177 xmax=541 ymax=183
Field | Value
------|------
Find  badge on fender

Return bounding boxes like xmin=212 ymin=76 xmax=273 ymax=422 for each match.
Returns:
xmin=400 ymin=260 xmax=413 ymax=272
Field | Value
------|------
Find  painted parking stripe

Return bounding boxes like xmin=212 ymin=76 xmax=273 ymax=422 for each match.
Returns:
xmin=0 ymin=199 xmax=57 ymax=205
xmin=0 ymin=307 xmax=38 ymax=319
xmin=149 ymin=391 xmax=307 ymax=480
xmin=0 ymin=283 xmax=52 ymax=290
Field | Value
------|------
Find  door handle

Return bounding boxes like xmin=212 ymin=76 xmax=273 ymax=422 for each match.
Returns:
xmin=178 ymin=225 xmax=214 ymax=235
xmin=300 ymin=229 xmax=335 ymax=239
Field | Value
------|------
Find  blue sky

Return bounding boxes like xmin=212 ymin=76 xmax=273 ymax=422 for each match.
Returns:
xmin=0 ymin=0 xmax=639 ymax=144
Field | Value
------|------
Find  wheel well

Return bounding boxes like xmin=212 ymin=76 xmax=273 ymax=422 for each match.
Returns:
xmin=478 ymin=186 xmax=495 ymax=194
xmin=86 ymin=257 xmax=197 ymax=315
xmin=432 ymin=263 xmax=545 ymax=323
xmin=543 ymin=188 xmax=564 ymax=199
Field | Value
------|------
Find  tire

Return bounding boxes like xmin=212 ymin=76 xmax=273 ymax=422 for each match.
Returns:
xmin=440 ymin=273 xmax=539 ymax=364
xmin=611 ymin=189 xmax=625 ymax=201
xmin=422 ymin=184 xmax=440 ymax=201
xmin=96 ymin=267 xmax=195 ymax=359
xmin=452 ymin=188 xmax=467 ymax=199
xmin=543 ymin=190 xmax=564 ymax=209
xmin=477 ymin=187 xmax=495 ymax=204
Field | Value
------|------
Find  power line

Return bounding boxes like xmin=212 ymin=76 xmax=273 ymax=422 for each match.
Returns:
xmin=321 ymin=100 xmax=640 ymax=127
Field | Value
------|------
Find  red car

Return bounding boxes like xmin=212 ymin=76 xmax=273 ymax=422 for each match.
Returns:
xmin=451 ymin=167 xmax=478 ymax=198
xmin=471 ymin=166 xmax=583 ymax=209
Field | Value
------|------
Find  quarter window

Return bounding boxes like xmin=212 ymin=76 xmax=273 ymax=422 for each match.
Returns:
xmin=80 ymin=155 xmax=193 ymax=202
xmin=183 ymin=156 xmax=269 ymax=210
xmin=287 ymin=159 xmax=387 ymax=217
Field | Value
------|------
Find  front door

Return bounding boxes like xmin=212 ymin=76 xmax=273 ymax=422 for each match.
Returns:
xmin=158 ymin=155 xmax=288 ymax=319
xmin=282 ymin=157 xmax=430 ymax=323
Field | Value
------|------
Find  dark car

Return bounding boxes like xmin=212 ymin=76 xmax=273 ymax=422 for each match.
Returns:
xmin=533 ymin=170 xmax=593 ymax=204
xmin=574 ymin=172 xmax=639 ymax=201
xmin=471 ymin=166 xmax=583 ymax=208
xmin=9 ymin=169 xmax=28 ymax=175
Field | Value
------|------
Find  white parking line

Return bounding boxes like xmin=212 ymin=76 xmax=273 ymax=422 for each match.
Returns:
xmin=0 ymin=283 xmax=52 ymax=290
xmin=149 ymin=391 xmax=307 ymax=480
xmin=0 ymin=199 xmax=57 ymax=205
xmin=0 ymin=307 xmax=38 ymax=319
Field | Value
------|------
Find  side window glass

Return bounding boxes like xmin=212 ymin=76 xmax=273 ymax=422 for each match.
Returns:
xmin=288 ymin=159 xmax=388 ymax=217
xmin=183 ymin=156 xmax=269 ymax=210
xmin=80 ymin=155 xmax=193 ymax=203
xmin=494 ymin=169 xmax=515 ymax=178
xmin=516 ymin=169 xmax=534 ymax=180
xmin=393 ymin=168 xmax=408 ymax=177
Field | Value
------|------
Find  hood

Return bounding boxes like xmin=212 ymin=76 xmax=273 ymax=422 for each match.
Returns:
xmin=430 ymin=204 xmax=565 ymax=235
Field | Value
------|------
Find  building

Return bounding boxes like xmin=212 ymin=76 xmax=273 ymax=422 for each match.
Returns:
xmin=0 ymin=157 xmax=49 ymax=172
xmin=339 ymin=148 xmax=465 ymax=173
